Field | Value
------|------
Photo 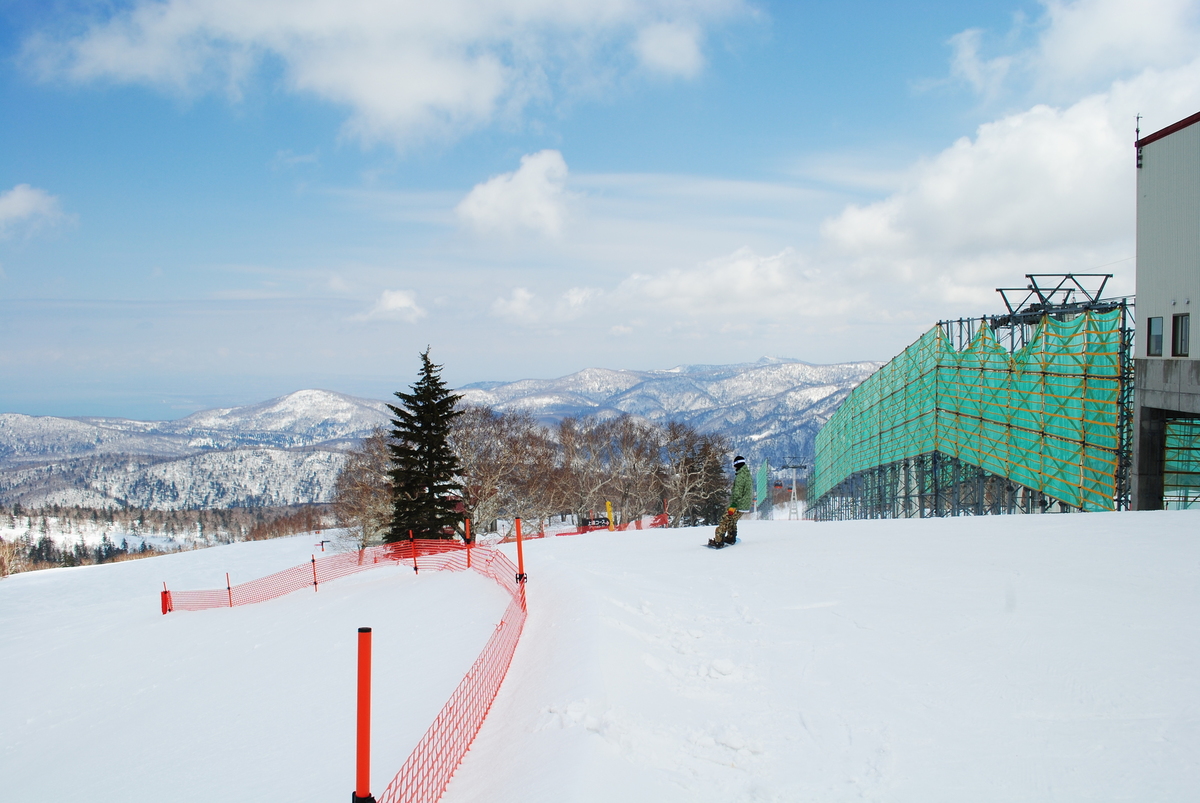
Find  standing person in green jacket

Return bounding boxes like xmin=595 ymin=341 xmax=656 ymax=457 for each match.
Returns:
xmin=708 ymin=455 xmax=752 ymax=548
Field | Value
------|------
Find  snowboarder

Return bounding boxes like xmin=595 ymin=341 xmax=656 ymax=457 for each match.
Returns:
xmin=708 ymin=455 xmax=752 ymax=548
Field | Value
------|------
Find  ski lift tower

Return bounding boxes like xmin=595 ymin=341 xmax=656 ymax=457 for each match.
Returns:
xmin=780 ymin=461 xmax=806 ymax=520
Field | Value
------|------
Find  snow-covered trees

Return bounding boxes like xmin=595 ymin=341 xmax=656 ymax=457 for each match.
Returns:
xmin=386 ymin=350 xmax=465 ymax=541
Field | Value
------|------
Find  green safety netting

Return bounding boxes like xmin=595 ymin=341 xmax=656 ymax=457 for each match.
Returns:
xmin=1164 ymin=418 xmax=1200 ymax=509
xmin=812 ymin=309 xmax=1124 ymax=511
xmin=754 ymin=459 xmax=771 ymax=514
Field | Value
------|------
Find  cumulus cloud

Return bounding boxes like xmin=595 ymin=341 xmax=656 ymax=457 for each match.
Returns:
xmin=947 ymin=0 xmax=1200 ymax=99
xmin=568 ymin=60 xmax=1200 ymax=340
xmin=22 ymin=0 xmax=747 ymax=147
xmin=358 ymin=289 xmax=426 ymax=322
xmin=0 ymin=183 xmax=65 ymax=237
xmin=820 ymin=6 xmax=1200 ymax=311
xmin=457 ymin=150 xmax=570 ymax=237
xmin=1033 ymin=0 xmax=1200 ymax=91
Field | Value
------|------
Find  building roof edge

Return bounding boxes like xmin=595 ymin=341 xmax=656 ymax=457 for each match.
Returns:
xmin=1136 ymin=110 xmax=1200 ymax=148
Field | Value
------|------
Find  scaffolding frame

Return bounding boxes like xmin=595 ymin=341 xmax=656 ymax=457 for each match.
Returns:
xmin=807 ymin=451 xmax=1075 ymax=521
xmin=809 ymin=274 xmax=1134 ymax=521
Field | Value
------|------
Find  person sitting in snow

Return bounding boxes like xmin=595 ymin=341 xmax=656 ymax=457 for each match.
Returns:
xmin=709 ymin=455 xmax=752 ymax=547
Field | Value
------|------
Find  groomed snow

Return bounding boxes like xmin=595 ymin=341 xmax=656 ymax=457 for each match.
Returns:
xmin=2 ymin=511 xmax=1198 ymax=802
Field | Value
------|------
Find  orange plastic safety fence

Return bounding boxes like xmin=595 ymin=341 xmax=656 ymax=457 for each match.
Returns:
xmin=160 ymin=539 xmax=526 ymax=803
xmin=164 ymin=540 xmax=469 ymax=612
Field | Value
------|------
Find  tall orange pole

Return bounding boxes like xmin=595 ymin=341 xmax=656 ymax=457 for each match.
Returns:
xmin=465 ymin=519 xmax=472 ymax=569
xmin=226 ymin=572 xmax=232 ymax=608
xmin=353 ymin=627 xmax=376 ymax=803
xmin=515 ymin=517 xmax=527 ymax=584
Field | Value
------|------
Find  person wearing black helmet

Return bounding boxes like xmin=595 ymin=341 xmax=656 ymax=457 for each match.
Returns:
xmin=708 ymin=455 xmax=751 ymax=548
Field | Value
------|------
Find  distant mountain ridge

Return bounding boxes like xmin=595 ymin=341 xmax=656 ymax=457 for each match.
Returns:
xmin=0 ymin=359 xmax=880 ymax=509
xmin=458 ymin=358 xmax=881 ymax=466
xmin=0 ymin=389 xmax=389 ymax=465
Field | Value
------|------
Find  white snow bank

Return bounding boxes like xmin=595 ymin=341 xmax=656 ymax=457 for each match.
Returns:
xmin=2 ymin=511 xmax=1198 ymax=802
xmin=0 ymin=534 xmax=510 ymax=802
xmin=459 ymin=510 xmax=1200 ymax=802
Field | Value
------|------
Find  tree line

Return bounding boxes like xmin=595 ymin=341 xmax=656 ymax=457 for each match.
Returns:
xmin=0 ymin=503 xmax=333 ymax=576
xmin=333 ymin=407 xmax=732 ymax=547
xmin=334 ymin=350 xmax=735 ymax=548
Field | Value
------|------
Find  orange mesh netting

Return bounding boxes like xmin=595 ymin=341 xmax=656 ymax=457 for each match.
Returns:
xmin=160 ymin=539 xmax=527 ymax=803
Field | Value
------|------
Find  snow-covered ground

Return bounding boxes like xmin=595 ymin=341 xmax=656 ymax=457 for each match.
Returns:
xmin=2 ymin=511 xmax=1198 ymax=802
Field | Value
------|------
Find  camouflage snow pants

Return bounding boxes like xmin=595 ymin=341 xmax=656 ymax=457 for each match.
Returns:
xmin=713 ymin=510 xmax=742 ymax=544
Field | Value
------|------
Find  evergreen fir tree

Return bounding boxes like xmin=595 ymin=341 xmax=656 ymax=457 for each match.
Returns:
xmin=386 ymin=348 xmax=465 ymax=541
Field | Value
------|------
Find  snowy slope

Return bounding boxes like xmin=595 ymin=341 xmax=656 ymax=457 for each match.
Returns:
xmin=3 ymin=510 xmax=1198 ymax=802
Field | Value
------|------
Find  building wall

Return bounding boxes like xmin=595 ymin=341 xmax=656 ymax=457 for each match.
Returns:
xmin=1132 ymin=116 xmax=1200 ymax=509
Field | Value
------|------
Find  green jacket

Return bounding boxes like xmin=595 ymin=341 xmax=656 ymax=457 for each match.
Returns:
xmin=729 ymin=464 xmax=753 ymax=511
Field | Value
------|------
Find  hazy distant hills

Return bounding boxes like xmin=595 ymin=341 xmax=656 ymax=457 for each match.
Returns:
xmin=0 ymin=359 xmax=879 ymax=510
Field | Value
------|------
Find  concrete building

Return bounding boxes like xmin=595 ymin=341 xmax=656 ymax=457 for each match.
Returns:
xmin=1132 ymin=111 xmax=1200 ymax=509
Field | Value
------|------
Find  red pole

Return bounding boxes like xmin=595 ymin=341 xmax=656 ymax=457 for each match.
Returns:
xmin=515 ymin=517 xmax=527 ymax=584
xmin=161 ymin=582 xmax=172 ymax=615
xmin=226 ymin=572 xmax=232 ymax=608
xmin=311 ymin=555 xmax=318 ymax=591
xmin=465 ymin=519 xmax=472 ymax=570
xmin=409 ymin=530 xmax=418 ymax=574
xmin=353 ymin=627 xmax=376 ymax=803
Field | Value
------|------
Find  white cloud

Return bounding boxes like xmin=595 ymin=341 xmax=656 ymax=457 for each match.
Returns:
xmin=634 ymin=22 xmax=704 ymax=78
xmin=820 ymin=53 xmax=1200 ymax=309
xmin=0 ymin=184 xmax=65 ymax=237
xmin=492 ymin=285 xmax=600 ymax=324
xmin=492 ymin=287 xmax=536 ymax=320
xmin=947 ymin=0 xmax=1200 ymax=100
xmin=457 ymin=150 xmax=570 ymax=237
xmin=948 ymin=28 xmax=1012 ymax=98
xmin=358 ymin=289 xmax=426 ymax=322
xmin=1034 ymin=0 xmax=1200 ymax=92
xmin=23 ymin=0 xmax=747 ymax=148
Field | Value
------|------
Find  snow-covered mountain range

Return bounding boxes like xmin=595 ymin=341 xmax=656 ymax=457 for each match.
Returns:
xmin=0 ymin=359 xmax=879 ymax=509
xmin=459 ymin=358 xmax=880 ymax=465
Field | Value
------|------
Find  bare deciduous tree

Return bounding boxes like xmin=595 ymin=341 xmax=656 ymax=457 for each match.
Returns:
xmin=331 ymin=427 xmax=393 ymax=550
xmin=662 ymin=423 xmax=731 ymax=527
xmin=451 ymin=405 xmax=562 ymax=536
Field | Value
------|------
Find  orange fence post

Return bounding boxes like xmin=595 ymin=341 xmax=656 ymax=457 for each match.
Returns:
xmin=226 ymin=573 xmax=232 ymax=608
xmin=409 ymin=530 xmax=418 ymax=574
xmin=465 ymin=519 xmax=472 ymax=569
xmin=515 ymin=518 xmax=527 ymax=584
xmin=353 ymin=627 xmax=377 ymax=803
xmin=160 ymin=582 xmax=172 ymax=615
xmin=311 ymin=555 xmax=318 ymax=592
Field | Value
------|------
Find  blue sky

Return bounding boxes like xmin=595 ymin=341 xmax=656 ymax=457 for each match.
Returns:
xmin=2 ymin=0 xmax=1199 ymax=419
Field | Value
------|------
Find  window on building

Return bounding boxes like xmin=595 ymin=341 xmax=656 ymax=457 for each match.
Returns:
xmin=1148 ymin=316 xmax=1163 ymax=356
xmin=1172 ymin=313 xmax=1190 ymax=357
